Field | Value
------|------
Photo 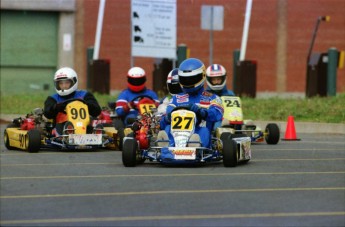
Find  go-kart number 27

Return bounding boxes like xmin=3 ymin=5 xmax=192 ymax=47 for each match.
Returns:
xmin=69 ymin=107 xmax=87 ymax=120
xmin=172 ymin=116 xmax=193 ymax=130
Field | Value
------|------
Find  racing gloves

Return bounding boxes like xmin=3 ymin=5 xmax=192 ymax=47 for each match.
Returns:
xmin=190 ymin=104 xmax=208 ymax=121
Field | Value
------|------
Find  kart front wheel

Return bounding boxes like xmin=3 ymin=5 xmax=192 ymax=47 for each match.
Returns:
xmin=27 ymin=129 xmax=41 ymax=153
xmin=222 ymin=134 xmax=238 ymax=167
xmin=122 ymin=138 xmax=138 ymax=167
xmin=265 ymin=123 xmax=280 ymax=144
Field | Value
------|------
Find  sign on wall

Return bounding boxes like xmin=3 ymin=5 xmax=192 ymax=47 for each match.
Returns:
xmin=131 ymin=0 xmax=176 ymax=59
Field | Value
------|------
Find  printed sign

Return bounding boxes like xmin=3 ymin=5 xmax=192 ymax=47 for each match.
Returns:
xmin=131 ymin=0 xmax=177 ymax=59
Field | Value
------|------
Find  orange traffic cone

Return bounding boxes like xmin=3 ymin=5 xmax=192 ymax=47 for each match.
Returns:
xmin=282 ymin=115 xmax=301 ymax=141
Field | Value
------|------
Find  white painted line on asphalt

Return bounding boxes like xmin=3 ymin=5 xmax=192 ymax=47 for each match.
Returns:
xmin=1 ymin=211 xmax=345 ymax=225
xmin=1 ymin=171 xmax=345 ymax=180
xmin=1 ymin=187 xmax=345 ymax=199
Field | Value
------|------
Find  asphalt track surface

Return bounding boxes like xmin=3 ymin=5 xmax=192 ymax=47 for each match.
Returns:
xmin=1 ymin=125 xmax=344 ymax=226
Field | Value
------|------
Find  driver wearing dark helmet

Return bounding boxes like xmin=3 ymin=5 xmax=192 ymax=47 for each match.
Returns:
xmin=160 ymin=58 xmax=224 ymax=148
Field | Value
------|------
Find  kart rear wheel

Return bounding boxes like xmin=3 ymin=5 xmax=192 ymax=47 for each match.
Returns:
xmin=27 ymin=129 xmax=41 ymax=153
xmin=222 ymin=134 xmax=238 ymax=167
xmin=113 ymin=118 xmax=125 ymax=131
xmin=117 ymin=128 xmax=125 ymax=151
xmin=265 ymin=123 xmax=280 ymax=144
xmin=122 ymin=138 xmax=138 ymax=167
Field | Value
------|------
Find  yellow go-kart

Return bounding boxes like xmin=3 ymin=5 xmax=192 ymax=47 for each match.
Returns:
xmin=4 ymin=99 xmax=120 ymax=152
xmin=219 ymin=96 xmax=280 ymax=144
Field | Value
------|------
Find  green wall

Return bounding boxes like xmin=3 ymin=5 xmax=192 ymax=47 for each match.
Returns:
xmin=1 ymin=10 xmax=58 ymax=95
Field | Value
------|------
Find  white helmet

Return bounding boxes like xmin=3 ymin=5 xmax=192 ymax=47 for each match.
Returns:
xmin=127 ymin=67 xmax=146 ymax=92
xmin=206 ymin=64 xmax=227 ymax=91
xmin=54 ymin=67 xmax=78 ymax=96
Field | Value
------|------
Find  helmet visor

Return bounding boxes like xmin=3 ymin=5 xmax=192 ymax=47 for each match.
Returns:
xmin=179 ymin=72 xmax=204 ymax=87
xmin=207 ymin=76 xmax=226 ymax=86
xmin=128 ymin=76 xmax=146 ymax=86
xmin=55 ymin=79 xmax=74 ymax=90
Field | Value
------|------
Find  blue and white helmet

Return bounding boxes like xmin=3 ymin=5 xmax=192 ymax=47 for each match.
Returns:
xmin=178 ymin=58 xmax=206 ymax=93
xmin=166 ymin=68 xmax=182 ymax=95
xmin=206 ymin=64 xmax=227 ymax=91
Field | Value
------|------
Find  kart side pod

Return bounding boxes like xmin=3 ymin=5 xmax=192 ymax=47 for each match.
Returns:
xmin=4 ymin=128 xmax=41 ymax=153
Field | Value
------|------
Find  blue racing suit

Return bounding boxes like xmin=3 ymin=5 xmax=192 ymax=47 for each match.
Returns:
xmin=206 ymin=86 xmax=235 ymax=96
xmin=206 ymin=86 xmax=235 ymax=129
xmin=164 ymin=87 xmax=223 ymax=148
xmin=115 ymin=88 xmax=160 ymax=125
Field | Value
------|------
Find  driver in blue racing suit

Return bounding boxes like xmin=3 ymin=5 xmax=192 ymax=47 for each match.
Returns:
xmin=205 ymin=64 xmax=235 ymax=130
xmin=163 ymin=58 xmax=224 ymax=148
xmin=115 ymin=66 xmax=160 ymax=126
xmin=206 ymin=64 xmax=235 ymax=96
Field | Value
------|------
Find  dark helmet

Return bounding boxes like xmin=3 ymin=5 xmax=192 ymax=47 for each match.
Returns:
xmin=166 ymin=68 xmax=182 ymax=95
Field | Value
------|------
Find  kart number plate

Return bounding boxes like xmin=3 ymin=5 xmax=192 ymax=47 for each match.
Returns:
xmin=171 ymin=111 xmax=196 ymax=131
xmin=169 ymin=147 xmax=196 ymax=160
xmin=139 ymin=104 xmax=156 ymax=114
xmin=69 ymin=134 xmax=102 ymax=145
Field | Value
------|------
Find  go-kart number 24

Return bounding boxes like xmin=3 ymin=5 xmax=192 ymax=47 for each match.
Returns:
xmin=172 ymin=116 xmax=193 ymax=130
xmin=69 ymin=107 xmax=87 ymax=119
xmin=223 ymin=99 xmax=240 ymax=107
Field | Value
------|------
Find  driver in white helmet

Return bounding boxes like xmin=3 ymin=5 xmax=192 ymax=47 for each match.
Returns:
xmin=115 ymin=66 xmax=160 ymax=126
xmin=44 ymin=67 xmax=101 ymax=134
xmin=205 ymin=64 xmax=235 ymax=96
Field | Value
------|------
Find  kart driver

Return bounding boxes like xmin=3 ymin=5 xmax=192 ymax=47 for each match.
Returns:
xmin=157 ymin=68 xmax=182 ymax=116
xmin=115 ymin=66 xmax=160 ymax=126
xmin=162 ymin=58 xmax=224 ymax=148
xmin=44 ymin=67 xmax=101 ymax=135
xmin=206 ymin=64 xmax=235 ymax=96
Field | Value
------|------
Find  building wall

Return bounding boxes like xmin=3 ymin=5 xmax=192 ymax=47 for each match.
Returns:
xmin=77 ymin=0 xmax=345 ymax=95
xmin=0 ymin=0 xmax=76 ymax=95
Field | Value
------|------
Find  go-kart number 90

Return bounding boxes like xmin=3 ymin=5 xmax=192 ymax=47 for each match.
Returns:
xmin=69 ymin=107 xmax=87 ymax=120
xmin=172 ymin=116 xmax=193 ymax=130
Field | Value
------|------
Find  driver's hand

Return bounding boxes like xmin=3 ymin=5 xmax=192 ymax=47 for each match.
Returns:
xmin=128 ymin=101 xmax=136 ymax=110
xmin=191 ymin=104 xmax=208 ymax=120
xmin=190 ymin=104 xmax=200 ymax=113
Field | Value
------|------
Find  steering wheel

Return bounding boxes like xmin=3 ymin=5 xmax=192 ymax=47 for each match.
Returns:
xmin=130 ymin=95 xmax=155 ymax=103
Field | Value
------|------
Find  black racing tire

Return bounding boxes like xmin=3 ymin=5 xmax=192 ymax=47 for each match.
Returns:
xmin=27 ymin=129 xmax=41 ymax=153
xmin=113 ymin=118 xmax=125 ymax=131
xmin=220 ymin=132 xmax=231 ymax=142
xmin=122 ymin=138 xmax=138 ymax=167
xmin=265 ymin=123 xmax=280 ymax=144
xmin=230 ymin=133 xmax=247 ymax=139
xmin=222 ymin=134 xmax=238 ymax=167
xmin=117 ymin=128 xmax=125 ymax=151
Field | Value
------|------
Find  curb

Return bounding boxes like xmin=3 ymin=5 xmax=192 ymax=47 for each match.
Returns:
xmin=1 ymin=114 xmax=344 ymax=134
xmin=254 ymin=121 xmax=345 ymax=135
